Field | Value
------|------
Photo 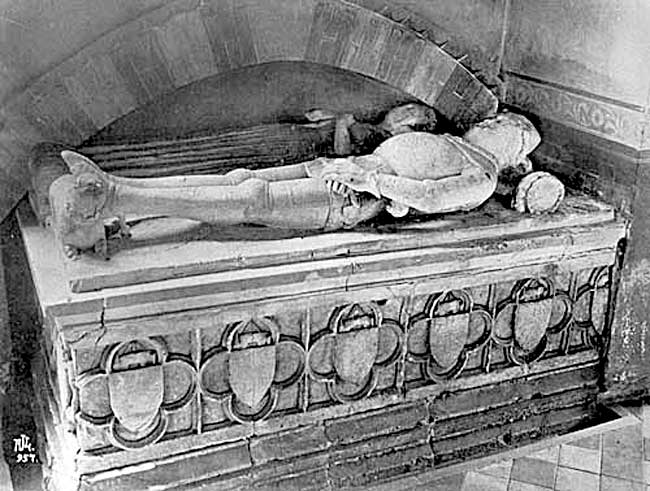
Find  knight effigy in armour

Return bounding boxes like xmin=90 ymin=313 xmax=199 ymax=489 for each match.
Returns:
xmin=44 ymin=105 xmax=565 ymax=259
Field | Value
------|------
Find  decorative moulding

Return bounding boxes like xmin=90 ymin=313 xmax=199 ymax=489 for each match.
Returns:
xmin=505 ymin=73 xmax=647 ymax=150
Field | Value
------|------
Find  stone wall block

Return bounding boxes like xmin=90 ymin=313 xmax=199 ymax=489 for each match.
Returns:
xmin=0 ymin=106 xmax=44 ymax=155
xmin=244 ymin=0 xmax=314 ymax=63
xmin=250 ymin=453 xmax=328 ymax=490
xmin=109 ymin=28 xmax=175 ymax=106
xmin=329 ymin=440 xmax=433 ymax=489
xmin=431 ymin=363 xmax=599 ymax=418
xmin=16 ymin=84 xmax=86 ymax=144
xmin=433 ymin=402 xmax=592 ymax=466
xmin=62 ymin=55 xmax=137 ymax=130
xmin=82 ymin=440 xmax=252 ymax=491
xmin=305 ymin=0 xmax=360 ymax=67
xmin=405 ymin=44 xmax=459 ymax=105
xmin=433 ymin=387 xmax=595 ymax=440
xmin=200 ymin=0 xmax=258 ymax=72
xmin=435 ymin=65 xmax=496 ymax=126
xmin=329 ymin=425 xmax=430 ymax=462
xmin=324 ymin=401 xmax=427 ymax=446
xmin=375 ymin=25 xmax=425 ymax=91
xmin=155 ymin=8 xmax=218 ymax=87
xmin=29 ymin=72 xmax=97 ymax=144
xmin=249 ymin=423 xmax=329 ymax=465
xmin=340 ymin=13 xmax=392 ymax=78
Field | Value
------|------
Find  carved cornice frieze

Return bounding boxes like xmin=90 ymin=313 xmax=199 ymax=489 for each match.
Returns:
xmin=505 ymin=74 xmax=647 ymax=149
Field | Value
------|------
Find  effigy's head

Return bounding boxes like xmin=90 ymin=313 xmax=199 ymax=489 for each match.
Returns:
xmin=381 ymin=103 xmax=437 ymax=135
xmin=463 ymin=112 xmax=541 ymax=172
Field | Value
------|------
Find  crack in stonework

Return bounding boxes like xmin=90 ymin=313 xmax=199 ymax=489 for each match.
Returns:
xmin=96 ymin=298 xmax=107 ymax=346
xmin=66 ymin=299 xmax=107 ymax=347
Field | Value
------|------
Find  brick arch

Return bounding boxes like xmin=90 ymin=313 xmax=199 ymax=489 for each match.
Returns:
xmin=0 ymin=0 xmax=497 ymax=218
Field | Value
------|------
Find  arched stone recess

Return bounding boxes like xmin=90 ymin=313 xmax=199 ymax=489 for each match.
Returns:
xmin=0 ymin=0 xmax=497 ymax=219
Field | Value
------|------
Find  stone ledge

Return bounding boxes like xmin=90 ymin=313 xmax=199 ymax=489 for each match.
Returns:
xmin=324 ymin=401 xmax=427 ymax=446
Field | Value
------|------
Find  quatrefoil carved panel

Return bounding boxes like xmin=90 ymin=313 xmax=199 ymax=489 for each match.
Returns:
xmin=307 ymin=303 xmax=403 ymax=403
xmin=75 ymin=338 xmax=197 ymax=450
xmin=199 ymin=317 xmax=305 ymax=423
xmin=408 ymin=290 xmax=492 ymax=381
xmin=494 ymin=278 xmax=572 ymax=365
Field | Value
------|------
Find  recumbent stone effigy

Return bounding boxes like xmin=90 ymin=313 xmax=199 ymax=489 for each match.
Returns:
xmin=49 ymin=111 xmax=563 ymax=259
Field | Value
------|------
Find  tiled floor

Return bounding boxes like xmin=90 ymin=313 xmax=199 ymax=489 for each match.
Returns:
xmin=423 ymin=405 xmax=649 ymax=491
xmin=6 ymin=405 xmax=650 ymax=490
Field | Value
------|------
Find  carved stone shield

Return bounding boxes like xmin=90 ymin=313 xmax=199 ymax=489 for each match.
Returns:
xmin=514 ymin=298 xmax=553 ymax=352
xmin=429 ymin=313 xmax=469 ymax=368
xmin=334 ymin=327 xmax=379 ymax=385
xmin=108 ymin=365 xmax=164 ymax=433
xmin=228 ymin=344 xmax=276 ymax=408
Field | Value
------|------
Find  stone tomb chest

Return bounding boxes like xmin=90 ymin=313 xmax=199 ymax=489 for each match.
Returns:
xmin=19 ymin=191 xmax=624 ymax=490
xmin=11 ymin=2 xmax=627 ymax=488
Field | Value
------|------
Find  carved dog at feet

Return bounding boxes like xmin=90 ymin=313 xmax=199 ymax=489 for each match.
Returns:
xmin=49 ymin=172 xmax=116 ymax=259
